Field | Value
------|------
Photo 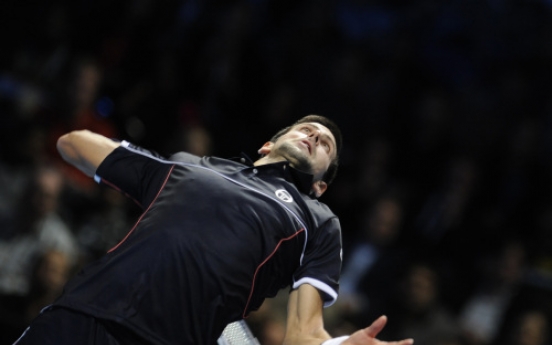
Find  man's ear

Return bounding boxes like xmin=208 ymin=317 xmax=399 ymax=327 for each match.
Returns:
xmin=312 ymin=180 xmax=328 ymax=198
xmin=258 ymin=141 xmax=274 ymax=155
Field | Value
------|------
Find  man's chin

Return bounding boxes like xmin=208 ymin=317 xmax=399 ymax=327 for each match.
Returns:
xmin=278 ymin=144 xmax=314 ymax=174
xmin=287 ymin=158 xmax=313 ymax=175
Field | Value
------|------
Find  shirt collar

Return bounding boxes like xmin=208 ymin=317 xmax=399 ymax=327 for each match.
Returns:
xmin=233 ymin=152 xmax=315 ymax=195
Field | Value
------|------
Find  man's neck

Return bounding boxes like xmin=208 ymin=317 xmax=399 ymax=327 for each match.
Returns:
xmin=253 ymin=155 xmax=288 ymax=167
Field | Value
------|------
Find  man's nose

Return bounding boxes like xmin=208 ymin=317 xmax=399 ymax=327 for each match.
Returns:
xmin=309 ymin=129 xmax=320 ymax=143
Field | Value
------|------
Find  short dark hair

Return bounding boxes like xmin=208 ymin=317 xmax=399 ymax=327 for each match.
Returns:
xmin=270 ymin=115 xmax=342 ymax=185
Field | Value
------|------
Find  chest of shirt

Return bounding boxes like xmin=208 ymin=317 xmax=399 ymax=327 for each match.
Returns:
xmin=154 ymin=162 xmax=314 ymax=235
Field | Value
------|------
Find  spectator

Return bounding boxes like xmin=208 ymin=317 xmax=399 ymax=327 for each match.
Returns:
xmin=336 ymin=191 xmax=409 ymax=327
xmin=458 ymin=239 xmax=527 ymax=345
xmin=386 ymin=262 xmax=462 ymax=344
xmin=505 ymin=310 xmax=550 ymax=345
xmin=48 ymin=57 xmax=119 ymax=193
xmin=0 ymin=165 xmax=78 ymax=296
xmin=0 ymin=250 xmax=72 ymax=345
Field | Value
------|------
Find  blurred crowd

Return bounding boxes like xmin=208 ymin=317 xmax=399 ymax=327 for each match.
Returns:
xmin=1 ymin=0 xmax=552 ymax=344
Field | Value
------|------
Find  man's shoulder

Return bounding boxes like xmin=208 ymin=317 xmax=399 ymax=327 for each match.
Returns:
xmin=168 ymin=151 xmax=202 ymax=164
xmin=303 ymin=196 xmax=334 ymax=213
xmin=301 ymin=197 xmax=340 ymax=230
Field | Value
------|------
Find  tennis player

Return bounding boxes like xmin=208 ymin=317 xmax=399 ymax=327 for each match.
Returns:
xmin=15 ymin=115 xmax=413 ymax=345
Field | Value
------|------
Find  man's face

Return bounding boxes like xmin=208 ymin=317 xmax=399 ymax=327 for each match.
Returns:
xmin=267 ymin=122 xmax=337 ymax=181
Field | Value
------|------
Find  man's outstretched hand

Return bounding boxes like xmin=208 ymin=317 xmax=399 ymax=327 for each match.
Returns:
xmin=342 ymin=316 xmax=413 ymax=345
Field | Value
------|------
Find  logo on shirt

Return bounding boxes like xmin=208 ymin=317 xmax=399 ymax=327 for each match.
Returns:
xmin=275 ymin=189 xmax=293 ymax=203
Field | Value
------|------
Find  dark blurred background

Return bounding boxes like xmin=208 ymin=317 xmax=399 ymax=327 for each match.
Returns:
xmin=1 ymin=0 xmax=552 ymax=344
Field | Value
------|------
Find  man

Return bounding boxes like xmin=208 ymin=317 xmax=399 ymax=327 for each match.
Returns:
xmin=15 ymin=115 xmax=413 ymax=345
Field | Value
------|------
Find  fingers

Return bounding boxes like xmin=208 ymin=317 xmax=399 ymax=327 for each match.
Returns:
xmin=366 ymin=316 xmax=414 ymax=344
xmin=351 ymin=316 xmax=414 ymax=345
xmin=366 ymin=315 xmax=388 ymax=338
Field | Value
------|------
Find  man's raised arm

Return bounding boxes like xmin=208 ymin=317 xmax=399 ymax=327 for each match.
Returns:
xmin=283 ymin=284 xmax=331 ymax=345
xmin=57 ymin=130 xmax=121 ymax=177
xmin=283 ymin=284 xmax=414 ymax=345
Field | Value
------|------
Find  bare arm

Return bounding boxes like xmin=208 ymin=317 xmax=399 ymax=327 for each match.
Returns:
xmin=283 ymin=284 xmax=331 ymax=345
xmin=283 ymin=284 xmax=414 ymax=345
xmin=56 ymin=130 xmax=120 ymax=177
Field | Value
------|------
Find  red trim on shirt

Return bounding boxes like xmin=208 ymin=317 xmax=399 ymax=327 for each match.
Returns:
xmin=107 ymin=165 xmax=175 ymax=253
xmin=242 ymin=228 xmax=306 ymax=318
xmin=100 ymin=178 xmax=142 ymax=208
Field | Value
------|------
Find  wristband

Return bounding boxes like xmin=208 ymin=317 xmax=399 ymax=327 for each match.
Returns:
xmin=322 ymin=336 xmax=350 ymax=345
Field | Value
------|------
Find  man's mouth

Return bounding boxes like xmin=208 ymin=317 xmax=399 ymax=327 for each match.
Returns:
xmin=300 ymin=140 xmax=311 ymax=154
